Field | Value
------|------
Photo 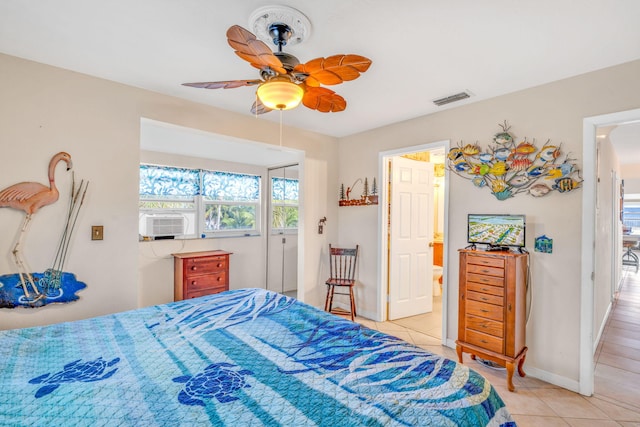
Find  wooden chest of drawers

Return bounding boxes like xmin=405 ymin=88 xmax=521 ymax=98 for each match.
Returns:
xmin=456 ymin=249 xmax=528 ymax=391
xmin=172 ymin=250 xmax=232 ymax=301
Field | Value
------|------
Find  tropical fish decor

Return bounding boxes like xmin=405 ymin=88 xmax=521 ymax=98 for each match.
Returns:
xmin=447 ymin=121 xmax=582 ymax=200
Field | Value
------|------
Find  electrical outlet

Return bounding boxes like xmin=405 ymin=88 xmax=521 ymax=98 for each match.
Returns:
xmin=92 ymin=225 xmax=104 ymax=241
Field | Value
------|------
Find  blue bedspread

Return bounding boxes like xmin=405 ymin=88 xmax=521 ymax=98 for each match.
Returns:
xmin=0 ymin=288 xmax=515 ymax=426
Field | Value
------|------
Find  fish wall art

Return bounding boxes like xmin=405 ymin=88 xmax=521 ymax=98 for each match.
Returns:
xmin=447 ymin=121 xmax=582 ymax=200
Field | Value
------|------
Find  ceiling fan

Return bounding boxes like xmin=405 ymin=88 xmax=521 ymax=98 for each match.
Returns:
xmin=182 ymin=21 xmax=372 ymax=114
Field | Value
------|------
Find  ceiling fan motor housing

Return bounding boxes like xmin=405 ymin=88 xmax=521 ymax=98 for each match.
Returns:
xmin=274 ymin=51 xmax=300 ymax=72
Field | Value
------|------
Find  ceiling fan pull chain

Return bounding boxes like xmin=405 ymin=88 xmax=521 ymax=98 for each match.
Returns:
xmin=279 ymin=109 xmax=283 ymax=147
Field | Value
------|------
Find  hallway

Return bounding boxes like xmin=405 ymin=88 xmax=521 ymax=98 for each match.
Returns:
xmin=594 ymin=265 xmax=640 ymax=411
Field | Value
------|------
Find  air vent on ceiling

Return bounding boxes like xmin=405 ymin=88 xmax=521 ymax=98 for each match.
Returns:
xmin=432 ymin=91 xmax=471 ymax=106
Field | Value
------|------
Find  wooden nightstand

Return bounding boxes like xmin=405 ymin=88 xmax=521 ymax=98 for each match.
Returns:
xmin=172 ymin=250 xmax=232 ymax=301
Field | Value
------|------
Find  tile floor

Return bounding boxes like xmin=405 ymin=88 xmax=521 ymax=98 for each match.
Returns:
xmin=351 ymin=267 xmax=640 ymax=426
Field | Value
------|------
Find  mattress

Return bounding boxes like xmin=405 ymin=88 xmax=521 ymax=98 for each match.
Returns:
xmin=0 ymin=288 xmax=515 ymax=426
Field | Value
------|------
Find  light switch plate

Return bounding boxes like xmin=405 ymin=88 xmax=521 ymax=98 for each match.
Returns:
xmin=92 ymin=225 xmax=104 ymax=240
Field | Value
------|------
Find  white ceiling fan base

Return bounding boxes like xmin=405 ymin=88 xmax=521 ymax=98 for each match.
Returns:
xmin=249 ymin=5 xmax=311 ymax=47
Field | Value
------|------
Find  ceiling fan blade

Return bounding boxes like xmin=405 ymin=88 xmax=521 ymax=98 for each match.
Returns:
xmin=182 ymin=80 xmax=262 ymax=89
xmin=293 ymin=54 xmax=372 ymax=86
xmin=250 ymin=98 xmax=273 ymax=115
xmin=302 ymin=87 xmax=347 ymax=113
xmin=226 ymin=25 xmax=286 ymax=74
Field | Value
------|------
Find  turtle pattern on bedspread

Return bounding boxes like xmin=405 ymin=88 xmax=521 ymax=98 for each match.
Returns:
xmin=0 ymin=288 xmax=516 ymax=426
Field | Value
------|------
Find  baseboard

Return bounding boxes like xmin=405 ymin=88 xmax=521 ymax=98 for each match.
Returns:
xmin=331 ymin=302 xmax=377 ymax=322
xmin=593 ymin=302 xmax=612 ymax=354
xmin=524 ymin=366 xmax=581 ymax=394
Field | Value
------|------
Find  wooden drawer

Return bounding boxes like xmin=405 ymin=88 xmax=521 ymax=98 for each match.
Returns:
xmin=466 ymin=315 xmax=504 ymax=338
xmin=465 ymin=329 xmax=504 ymax=354
xmin=186 ymin=285 xmax=227 ymax=299
xmin=173 ymin=250 xmax=232 ymax=302
xmin=467 ymin=290 xmax=503 ymax=306
xmin=467 ymin=272 xmax=504 ymax=287
xmin=183 ymin=256 xmax=227 ymax=277
xmin=467 ymin=255 xmax=505 ymax=269
xmin=466 ymin=299 xmax=504 ymax=322
xmin=467 ymin=281 xmax=504 ymax=296
xmin=185 ymin=271 xmax=227 ymax=291
xmin=467 ymin=263 xmax=504 ymax=277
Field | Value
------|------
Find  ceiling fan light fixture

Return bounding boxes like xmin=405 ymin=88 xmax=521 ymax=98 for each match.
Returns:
xmin=257 ymin=80 xmax=304 ymax=110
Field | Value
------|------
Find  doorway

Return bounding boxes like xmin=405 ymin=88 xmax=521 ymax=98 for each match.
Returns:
xmin=581 ymin=107 xmax=640 ymax=396
xmin=378 ymin=141 xmax=449 ymax=343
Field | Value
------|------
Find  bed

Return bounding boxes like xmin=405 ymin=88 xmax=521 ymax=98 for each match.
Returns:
xmin=1 ymin=288 xmax=515 ymax=426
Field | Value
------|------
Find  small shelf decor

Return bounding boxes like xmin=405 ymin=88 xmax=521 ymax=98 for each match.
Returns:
xmin=447 ymin=121 xmax=582 ymax=200
xmin=339 ymin=177 xmax=378 ymax=206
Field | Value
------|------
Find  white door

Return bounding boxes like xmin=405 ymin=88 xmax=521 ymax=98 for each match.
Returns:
xmin=388 ymin=156 xmax=434 ymax=319
xmin=267 ymin=235 xmax=298 ymax=292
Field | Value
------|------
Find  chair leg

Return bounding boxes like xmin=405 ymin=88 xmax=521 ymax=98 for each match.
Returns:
xmin=325 ymin=284 xmax=330 ymax=311
xmin=325 ymin=284 xmax=334 ymax=313
xmin=349 ymin=286 xmax=356 ymax=321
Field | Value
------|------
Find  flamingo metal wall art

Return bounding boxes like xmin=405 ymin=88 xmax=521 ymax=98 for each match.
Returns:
xmin=0 ymin=152 xmax=88 ymax=308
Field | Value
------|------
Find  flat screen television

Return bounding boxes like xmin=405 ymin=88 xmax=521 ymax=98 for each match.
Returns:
xmin=467 ymin=214 xmax=526 ymax=249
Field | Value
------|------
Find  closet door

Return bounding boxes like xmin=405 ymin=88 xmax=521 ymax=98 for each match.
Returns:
xmin=266 ymin=165 xmax=299 ymax=294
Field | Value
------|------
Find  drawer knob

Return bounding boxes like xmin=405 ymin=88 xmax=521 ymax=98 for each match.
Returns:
xmin=191 ymin=281 xmax=197 ymax=285
xmin=191 ymin=266 xmax=197 ymax=271
xmin=217 ymin=263 xmax=223 ymax=268
xmin=217 ymin=277 xmax=222 ymax=282
xmin=481 ymin=309 xmax=489 ymax=313
xmin=480 ymin=339 xmax=488 ymax=344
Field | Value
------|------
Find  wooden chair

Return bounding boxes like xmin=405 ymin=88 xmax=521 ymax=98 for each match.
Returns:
xmin=324 ymin=244 xmax=359 ymax=320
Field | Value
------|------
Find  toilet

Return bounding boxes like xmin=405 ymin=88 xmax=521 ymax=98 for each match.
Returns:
xmin=433 ymin=265 xmax=443 ymax=296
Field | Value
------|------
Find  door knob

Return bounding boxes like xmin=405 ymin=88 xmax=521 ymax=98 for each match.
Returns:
xmin=429 ymin=242 xmax=434 ymax=247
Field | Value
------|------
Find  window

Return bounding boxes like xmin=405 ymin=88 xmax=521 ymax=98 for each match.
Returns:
xmin=202 ymin=171 xmax=260 ymax=234
xmin=271 ymin=176 xmax=299 ymax=232
xmin=623 ymin=202 xmax=640 ymax=233
xmin=139 ymin=164 xmax=261 ymax=239
xmin=139 ymin=165 xmax=198 ymax=238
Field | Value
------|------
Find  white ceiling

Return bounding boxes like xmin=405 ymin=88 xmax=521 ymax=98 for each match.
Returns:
xmin=607 ymin=121 xmax=640 ymax=165
xmin=140 ymin=118 xmax=302 ymax=167
xmin=2 ymin=0 xmax=640 ymax=140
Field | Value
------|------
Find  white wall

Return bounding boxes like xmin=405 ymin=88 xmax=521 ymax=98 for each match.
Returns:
xmin=0 ymin=53 xmax=338 ymax=329
xmin=337 ymin=59 xmax=640 ymax=390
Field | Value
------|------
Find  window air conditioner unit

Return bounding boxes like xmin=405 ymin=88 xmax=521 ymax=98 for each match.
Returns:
xmin=145 ymin=215 xmax=185 ymax=237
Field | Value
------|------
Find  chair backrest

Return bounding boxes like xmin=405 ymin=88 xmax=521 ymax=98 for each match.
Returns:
xmin=328 ymin=244 xmax=359 ymax=281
